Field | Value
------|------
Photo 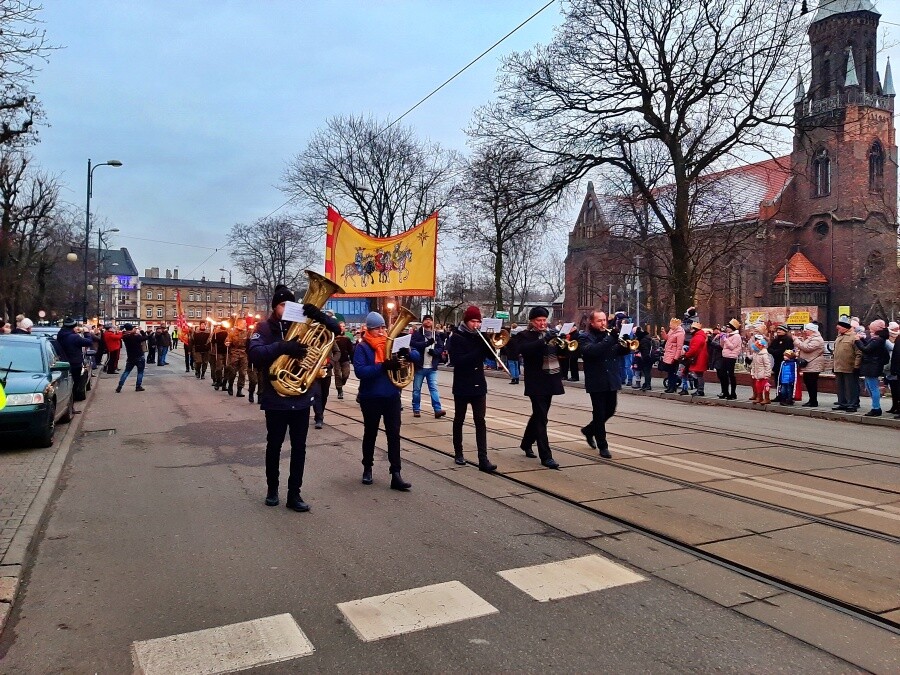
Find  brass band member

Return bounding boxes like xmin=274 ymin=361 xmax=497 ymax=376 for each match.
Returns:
xmin=445 ymin=306 xmax=497 ymax=472
xmin=578 ymin=310 xmax=628 ymax=458
xmin=509 ymin=306 xmax=562 ymax=470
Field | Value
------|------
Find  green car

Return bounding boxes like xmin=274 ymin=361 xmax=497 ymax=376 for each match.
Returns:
xmin=0 ymin=334 xmax=75 ymax=447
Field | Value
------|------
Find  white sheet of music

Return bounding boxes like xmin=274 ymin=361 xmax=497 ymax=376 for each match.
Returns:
xmin=480 ymin=318 xmax=503 ymax=332
xmin=559 ymin=322 xmax=575 ymax=335
xmin=391 ymin=334 xmax=411 ymax=353
xmin=281 ymin=301 xmax=306 ymax=323
xmin=619 ymin=322 xmax=634 ymax=337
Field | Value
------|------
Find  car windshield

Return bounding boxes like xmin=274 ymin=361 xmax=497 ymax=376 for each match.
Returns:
xmin=0 ymin=342 xmax=44 ymax=373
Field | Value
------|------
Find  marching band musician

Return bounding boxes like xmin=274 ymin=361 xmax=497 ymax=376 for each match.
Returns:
xmin=578 ymin=310 xmax=629 ymax=459
xmin=445 ymin=306 xmax=498 ymax=472
xmin=353 ymin=311 xmax=419 ymax=490
xmin=509 ymin=306 xmax=563 ymax=470
xmin=249 ymin=285 xmax=341 ymax=513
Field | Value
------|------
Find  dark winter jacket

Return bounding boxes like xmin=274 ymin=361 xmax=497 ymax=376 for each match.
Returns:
xmin=513 ymin=329 xmax=565 ymax=398
xmin=192 ymin=330 xmax=211 ymax=353
xmin=410 ymin=326 xmax=445 ymax=370
xmin=121 ymin=331 xmax=148 ymax=362
xmin=768 ymin=334 xmax=793 ymax=371
xmin=579 ymin=327 xmax=628 ymax=393
xmin=56 ymin=327 xmax=93 ymax=367
xmin=334 ymin=335 xmax=354 ymax=364
xmin=446 ymin=325 xmax=493 ymax=398
xmin=855 ymin=329 xmax=890 ymax=378
xmin=707 ymin=333 xmax=724 ymax=371
xmin=157 ymin=330 xmax=172 ymax=348
xmin=890 ymin=339 xmax=900 ymax=377
xmin=248 ymin=314 xmax=312 ymax=411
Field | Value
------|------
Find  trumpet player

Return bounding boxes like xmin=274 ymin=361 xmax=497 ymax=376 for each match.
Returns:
xmin=410 ymin=314 xmax=447 ymax=419
xmin=578 ymin=310 xmax=629 ymax=458
xmin=249 ymin=285 xmax=340 ymax=513
xmin=353 ymin=311 xmax=419 ymax=490
xmin=510 ymin=306 xmax=563 ymax=470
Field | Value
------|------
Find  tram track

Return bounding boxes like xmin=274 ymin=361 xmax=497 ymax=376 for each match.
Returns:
xmin=330 ymin=381 xmax=900 ymax=631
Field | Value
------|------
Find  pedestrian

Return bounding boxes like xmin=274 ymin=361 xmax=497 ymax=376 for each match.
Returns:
xmin=509 ymin=306 xmax=564 ymax=469
xmin=115 ymin=324 xmax=148 ymax=393
xmin=682 ymin=321 xmax=709 ymax=397
xmin=146 ymin=327 xmax=157 ymax=364
xmin=832 ymin=319 xmax=861 ymax=412
xmin=748 ymin=335 xmax=773 ymax=405
xmin=248 ymin=285 xmax=339 ymax=511
xmin=12 ymin=316 xmax=33 ymax=334
xmin=636 ymin=327 xmax=654 ymax=390
xmin=103 ymin=325 xmax=123 ymax=373
xmin=192 ymin=323 xmax=212 ymax=379
xmin=353 ymin=310 xmax=418 ymax=489
xmin=156 ymin=325 xmax=172 ymax=365
xmin=172 ymin=327 xmax=179 ymax=350
xmin=708 ymin=327 xmax=724 ymax=396
xmin=410 ymin=314 xmax=447 ymax=419
xmin=661 ymin=318 xmax=685 ymax=393
xmin=446 ymin=306 xmax=497 ymax=472
xmin=578 ymin=310 xmax=629 ymax=459
xmin=56 ymin=318 xmax=93 ymax=404
xmin=886 ymin=322 xmax=899 ymax=419
xmin=769 ymin=325 xmax=793 ymax=400
xmin=793 ymin=322 xmax=825 ymax=407
xmin=332 ymin=321 xmax=354 ymax=400
xmin=777 ymin=350 xmax=798 ymax=405
xmin=717 ymin=319 xmax=742 ymax=400
xmin=182 ymin=326 xmax=195 ymax=373
xmin=224 ymin=318 xmax=249 ymax=397
xmin=854 ymin=319 xmax=889 ymax=417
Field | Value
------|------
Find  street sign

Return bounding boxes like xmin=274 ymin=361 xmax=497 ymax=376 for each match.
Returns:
xmin=495 ymin=311 xmax=510 ymax=320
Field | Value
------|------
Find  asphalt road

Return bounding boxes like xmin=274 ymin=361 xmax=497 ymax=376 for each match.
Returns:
xmin=0 ymin=358 xmax=866 ymax=673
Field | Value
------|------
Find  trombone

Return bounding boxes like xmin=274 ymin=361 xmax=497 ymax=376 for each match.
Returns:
xmin=476 ymin=327 xmax=513 ymax=377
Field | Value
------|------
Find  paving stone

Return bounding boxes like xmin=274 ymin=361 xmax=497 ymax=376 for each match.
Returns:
xmin=638 ymin=433 xmax=780 ymax=452
xmin=495 ymin=492 xmax=628 ymax=539
xmin=586 ymin=531 xmax=698 ymax=572
xmin=613 ymin=452 xmax=783 ymax=484
xmin=807 ymin=463 xmax=900 ymax=494
xmin=655 ymin=559 xmax=783 ymax=608
xmin=0 ymin=576 xmax=17 ymax=602
xmin=502 ymin=463 xmax=682 ymax=503
xmin=735 ymin=592 xmax=900 ymax=674
xmin=432 ymin=467 xmax=534 ymax=500
xmin=716 ymin=446 xmax=871 ymax=472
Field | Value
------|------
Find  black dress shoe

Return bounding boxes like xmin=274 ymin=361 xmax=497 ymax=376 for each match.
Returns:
xmin=265 ymin=490 xmax=279 ymax=506
xmin=521 ymin=446 xmax=537 ymax=458
xmin=541 ymin=459 xmax=560 ymax=470
xmin=454 ymin=455 xmax=466 ymax=466
xmin=362 ymin=468 xmax=373 ymax=485
xmin=864 ymin=409 xmax=882 ymax=417
xmin=832 ymin=405 xmax=847 ymax=411
xmin=801 ymin=401 xmax=816 ymax=407
xmin=478 ymin=460 xmax=497 ymax=473
xmin=390 ymin=472 xmax=411 ymax=491
xmin=580 ymin=427 xmax=596 ymax=449
xmin=599 ymin=447 xmax=612 ymax=459
xmin=717 ymin=393 xmax=728 ymax=399
xmin=285 ymin=495 xmax=310 ymax=512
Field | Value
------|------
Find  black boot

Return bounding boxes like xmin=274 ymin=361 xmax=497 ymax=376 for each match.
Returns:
xmin=520 ymin=444 xmax=537 ymax=458
xmin=454 ymin=452 xmax=466 ymax=466
xmin=362 ymin=467 xmax=373 ymax=485
xmin=227 ymin=383 xmax=234 ymax=396
xmin=265 ymin=488 xmax=279 ymax=506
xmin=248 ymin=390 xmax=255 ymax=403
xmin=580 ymin=426 xmax=596 ymax=449
xmin=478 ymin=455 xmax=497 ymax=473
xmin=236 ymin=389 xmax=245 ymax=398
xmin=285 ymin=492 xmax=310 ymax=512
xmin=390 ymin=471 xmax=411 ymax=491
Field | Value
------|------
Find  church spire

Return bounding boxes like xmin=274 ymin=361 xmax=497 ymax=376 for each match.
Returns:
xmin=794 ymin=71 xmax=806 ymax=103
xmin=845 ymin=47 xmax=859 ymax=87
xmin=885 ymin=58 xmax=896 ymax=97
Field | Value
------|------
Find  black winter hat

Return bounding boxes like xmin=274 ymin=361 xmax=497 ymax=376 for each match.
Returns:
xmin=528 ymin=306 xmax=549 ymax=320
xmin=271 ymin=285 xmax=296 ymax=309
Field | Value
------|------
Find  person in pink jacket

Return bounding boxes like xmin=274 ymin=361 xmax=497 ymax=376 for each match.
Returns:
xmin=661 ymin=318 xmax=685 ymax=393
xmin=717 ymin=319 xmax=743 ymax=400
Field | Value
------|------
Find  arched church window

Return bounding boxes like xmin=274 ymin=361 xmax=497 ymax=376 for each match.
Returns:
xmin=869 ymin=141 xmax=884 ymax=193
xmin=821 ymin=54 xmax=831 ymax=97
xmin=577 ymin=267 xmax=592 ymax=307
xmin=813 ymin=149 xmax=830 ymax=197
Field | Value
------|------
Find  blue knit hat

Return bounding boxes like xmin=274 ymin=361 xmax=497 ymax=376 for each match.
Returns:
xmin=365 ymin=311 xmax=386 ymax=329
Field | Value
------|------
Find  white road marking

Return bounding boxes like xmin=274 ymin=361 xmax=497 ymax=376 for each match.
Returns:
xmin=131 ymin=613 xmax=314 ymax=675
xmin=337 ymin=580 xmax=498 ymax=642
xmin=498 ymin=554 xmax=645 ymax=602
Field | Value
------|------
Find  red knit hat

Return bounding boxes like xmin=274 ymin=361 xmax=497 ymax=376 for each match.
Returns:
xmin=462 ymin=306 xmax=482 ymax=322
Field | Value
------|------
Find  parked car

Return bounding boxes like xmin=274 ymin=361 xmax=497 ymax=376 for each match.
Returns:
xmin=0 ymin=334 xmax=75 ymax=447
xmin=27 ymin=325 xmax=95 ymax=390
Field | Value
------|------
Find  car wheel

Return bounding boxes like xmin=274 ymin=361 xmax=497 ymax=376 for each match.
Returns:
xmin=36 ymin=401 xmax=57 ymax=448
xmin=59 ymin=394 xmax=75 ymax=424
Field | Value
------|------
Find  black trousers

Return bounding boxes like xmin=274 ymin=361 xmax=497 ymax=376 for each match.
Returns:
xmin=265 ymin=408 xmax=310 ymax=494
xmin=312 ymin=373 xmax=333 ymax=422
xmin=522 ymin=395 xmax=554 ymax=462
xmin=69 ymin=365 xmax=86 ymax=402
xmin=453 ymin=395 xmax=487 ymax=458
xmin=359 ymin=396 xmax=402 ymax=473
xmin=584 ymin=391 xmax=618 ymax=452
xmin=802 ymin=371 xmax=820 ymax=405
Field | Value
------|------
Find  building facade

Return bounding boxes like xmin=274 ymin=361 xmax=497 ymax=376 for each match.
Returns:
xmin=563 ymin=0 xmax=899 ymax=336
xmin=90 ymin=247 xmax=140 ymax=325
xmin=138 ymin=268 xmax=257 ymax=328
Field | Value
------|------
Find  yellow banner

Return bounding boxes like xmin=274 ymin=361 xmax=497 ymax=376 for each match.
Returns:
xmin=325 ymin=207 xmax=437 ymax=297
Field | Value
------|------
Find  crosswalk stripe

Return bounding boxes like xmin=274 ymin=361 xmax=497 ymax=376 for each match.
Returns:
xmin=498 ymin=554 xmax=646 ymax=602
xmin=337 ymin=580 xmax=499 ymax=642
xmin=131 ymin=613 xmax=314 ymax=675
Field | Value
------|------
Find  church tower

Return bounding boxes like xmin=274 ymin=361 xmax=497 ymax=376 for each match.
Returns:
xmin=789 ymin=0 xmax=898 ymax=328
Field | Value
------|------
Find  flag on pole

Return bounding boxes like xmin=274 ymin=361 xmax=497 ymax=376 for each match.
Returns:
xmin=175 ymin=289 xmax=189 ymax=343
xmin=325 ymin=206 xmax=438 ymax=297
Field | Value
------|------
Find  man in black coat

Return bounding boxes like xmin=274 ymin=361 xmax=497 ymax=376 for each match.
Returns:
xmin=57 ymin=318 xmax=93 ymax=403
xmin=446 ymin=306 xmax=497 ymax=472
xmin=509 ymin=306 xmax=563 ymax=469
xmin=249 ymin=285 xmax=340 ymax=512
xmin=578 ymin=310 xmax=628 ymax=459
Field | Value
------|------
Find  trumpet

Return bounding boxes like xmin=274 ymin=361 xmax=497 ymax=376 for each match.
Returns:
xmin=549 ymin=330 xmax=579 ymax=352
xmin=621 ymin=338 xmax=640 ymax=352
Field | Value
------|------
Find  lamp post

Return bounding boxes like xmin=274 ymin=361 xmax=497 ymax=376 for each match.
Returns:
xmin=219 ymin=267 xmax=233 ymax=315
xmin=83 ymin=159 xmax=123 ymax=321
xmin=96 ymin=227 xmax=120 ymax=324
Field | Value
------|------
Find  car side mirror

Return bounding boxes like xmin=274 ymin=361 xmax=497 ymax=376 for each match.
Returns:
xmin=51 ymin=362 xmax=71 ymax=371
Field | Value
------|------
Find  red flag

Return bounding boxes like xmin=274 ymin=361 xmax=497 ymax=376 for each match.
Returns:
xmin=175 ymin=290 xmax=189 ymax=343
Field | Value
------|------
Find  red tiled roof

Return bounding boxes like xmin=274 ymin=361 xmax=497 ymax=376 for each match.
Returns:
xmin=699 ymin=155 xmax=793 ymax=222
xmin=773 ymin=252 xmax=828 ymax=284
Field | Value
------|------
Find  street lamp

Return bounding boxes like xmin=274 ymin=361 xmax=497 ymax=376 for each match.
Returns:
xmin=83 ymin=159 xmax=123 ymax=321
xmin=96 ymin=227 xmax=120 ymax=324
xmin=219 ymin=267 xmax=233 ymax=315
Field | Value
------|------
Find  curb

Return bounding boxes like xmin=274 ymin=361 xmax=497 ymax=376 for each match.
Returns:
xmin=0 ymin=374 xmax=98 ymax=635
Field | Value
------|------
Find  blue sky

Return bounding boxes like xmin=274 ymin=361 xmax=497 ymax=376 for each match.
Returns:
xmin=30 ymin=1 xmax=900 ymax=283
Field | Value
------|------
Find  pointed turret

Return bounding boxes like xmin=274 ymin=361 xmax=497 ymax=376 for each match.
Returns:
xmin=794 ymin=72 xmax=806 ymax=103
xmin=813 ymin=0 xmax=878 ymax=23
xmin=885 ymin=58 xmax=895 ymax=97
xmin=845 ymin=47 xmax=859 ymax=87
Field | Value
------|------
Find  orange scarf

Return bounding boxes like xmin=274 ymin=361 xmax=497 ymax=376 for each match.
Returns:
xmin=363 ymin=330 xmax=388 ymax=363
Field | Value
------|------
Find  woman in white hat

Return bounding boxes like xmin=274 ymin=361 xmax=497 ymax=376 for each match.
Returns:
xmin=793 ymin=322 xmax=826 ymax=407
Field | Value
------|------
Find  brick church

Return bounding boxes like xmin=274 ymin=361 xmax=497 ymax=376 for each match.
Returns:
xmin=563 ymin=0 xmax=899 ymax=338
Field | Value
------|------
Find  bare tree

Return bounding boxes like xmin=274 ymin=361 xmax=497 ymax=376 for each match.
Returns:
xmin=283 ymin=114 xmax=458 ymax=238
xmin=0 ymin=0 xmax=52 ymax=147
xmin=472 ymin=0 xmax=806 ymax=313
xmin=227 ymin=217 xmax=317 ymax=305
xmin=452 ymin=143 xmax=557 ymax=311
